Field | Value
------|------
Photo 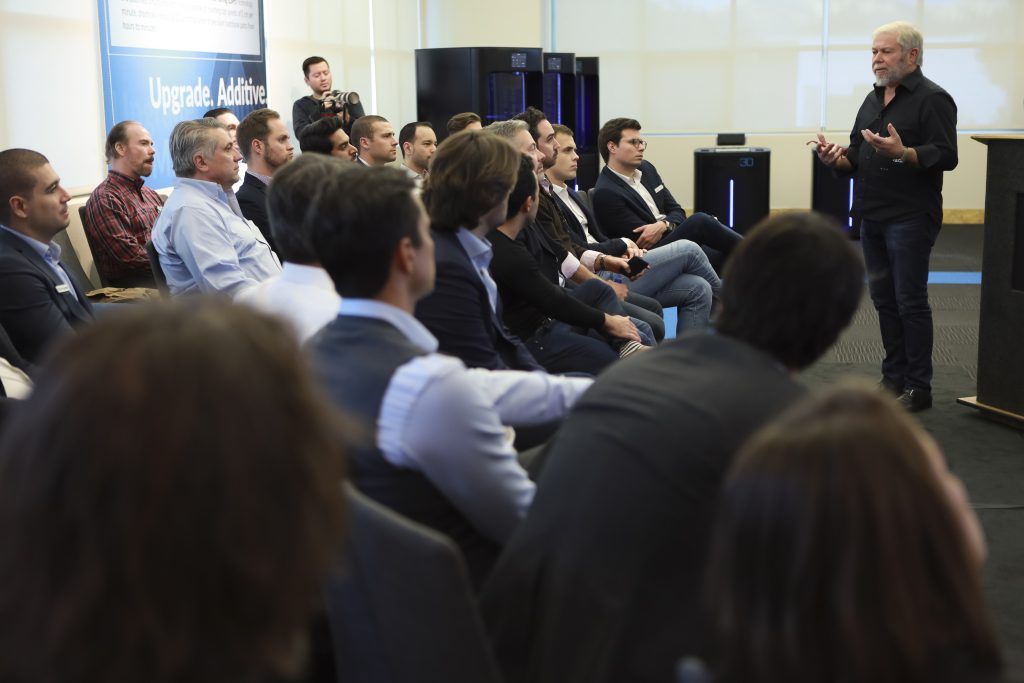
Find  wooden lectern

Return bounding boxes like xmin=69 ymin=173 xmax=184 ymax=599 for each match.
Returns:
xmin=958 ymin=135 xmax=1024 ymax=424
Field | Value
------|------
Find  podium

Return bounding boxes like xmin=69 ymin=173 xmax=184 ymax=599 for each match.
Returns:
xmin=957 ymin=135 xmax=1024 ymax=424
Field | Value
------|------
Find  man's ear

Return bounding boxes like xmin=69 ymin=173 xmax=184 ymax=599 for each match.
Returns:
xmin=8 ymin=195 xmax=29 ymax=220
xmin=520 ymin=194 xmax=535 ymax=216
xmin=394 ymin=236 xmax=416 ymax=275
xmin=193 ymin=152 xmax=209 ymax=173
xmin=908 ymin=46 xmax=921 ymax=66
xmin=114 ymin=141 xmax=127 ymax=159
xmin=252 ymin=138 xmax=265 ymax=158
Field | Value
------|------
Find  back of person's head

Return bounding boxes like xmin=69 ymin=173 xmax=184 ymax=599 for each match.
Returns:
xmin=236 ymin=107 xmax=281 ymax=162
xmin=0 ymin=299 xmax=347 ymax=683
xmin=485 ymin=119 xmax=529 ymax=142
xmin=350 ymin=114 xmax=387 ymax=149
xmin=104 ymin=120 xmax=140 ymax=163
xmin=705 ymin=383 xmax=1001 ymax=683
xmin=0 ymin=148 xmax=49 ymax=224
xmin=597 ymin=117 xmax=642 ymax=163
xmin=202 ymin=107 xmax=233 ymax=120
xmin=505 ymin=154 xmax=539 ymax=221
xmin=308 ymin=165 xmax=422 ymax=298
xmin=169 ymin=118 xmax=226 ymax=177
xmin=422 ymin=130 xmax=518 ymax=234
xmin=446 ymin=111 xmax=482 ymax=136
xmin=714 ymin=211 xmax=863 ymax=369
xmin=512 ymin=106 xmax=548 ymax=142
xmin=268 ymin=153 xmax=349 ymax=264
xmin=299 ymin=116 xmax=343 ymax=154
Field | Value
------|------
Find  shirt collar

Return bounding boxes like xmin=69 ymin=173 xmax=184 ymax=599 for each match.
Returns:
xmin=609 ymin=166 xmax=643 ymax=186
xmin=246 ymin=169 xmax=273 ymax=186
xmin=455 ymin=227 xmax=493 ymax=267
xmin=549 ymin=181 xmax=569 ymax=200
xmin=108 ymin=169 xmax=146 ymax=191
xmin=0 ymin=223 xmax=59 ymax=262
xmin=174 ymin=177 xmax=232 ymax=202
xmin=339 ymin=299 xmax=438 ymax=352
xmin=279 ymin=262 xmax=337 ymax=291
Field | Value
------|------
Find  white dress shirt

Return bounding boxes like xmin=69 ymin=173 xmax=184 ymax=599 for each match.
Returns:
xmin=236 ymin=262 xmax=340 ymax=342
xmin=341 ymin=298 xmax=592 ymax=543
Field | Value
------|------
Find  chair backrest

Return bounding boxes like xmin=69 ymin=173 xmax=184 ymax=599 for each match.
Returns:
xmin=585 ymin=186 xmax=602 ymax=233
xmin=76 ymin=205 xmax=111 ymax=288
xmin=323 ymin=486 xmax=503 ymax=683
xmin=51 ymin=228 xmax=96 ymax=295
xmin=144 ymin=240 xmax=169 ymax=296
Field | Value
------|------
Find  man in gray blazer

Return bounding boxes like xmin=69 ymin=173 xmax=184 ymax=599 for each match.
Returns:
xmin=0 ymin=149 xmax=93 ymax=363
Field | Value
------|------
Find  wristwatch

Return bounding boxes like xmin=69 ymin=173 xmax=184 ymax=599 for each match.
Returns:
xmin=662 ymin=219 xmax=675 ymax=232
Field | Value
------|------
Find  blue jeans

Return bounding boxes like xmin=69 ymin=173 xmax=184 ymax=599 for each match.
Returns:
xmin=627 ymin=239 xmax=722 ymax=335
xmin=657 ymin=212 xmax=742 ymax=273
xmin=860 ymin=215 xmax=940 ymax=391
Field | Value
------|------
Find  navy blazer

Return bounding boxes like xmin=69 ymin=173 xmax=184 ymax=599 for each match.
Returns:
xmin=234 ymin=174 xmax=276 ymax=253
xmin=0 ymin=228 xmax=93 ymax=363
xmin=414 ymin=230 xmax=541 ymax=372
xmin=551 ymin=190 xmax=628 ymax=258
xmin=591 ymin=160 xmax=687 ymax=241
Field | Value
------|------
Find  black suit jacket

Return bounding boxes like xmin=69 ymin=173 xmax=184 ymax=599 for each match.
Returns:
xmin=235 ymin=173 xmax=276 ymax=253
xmin=414 ymin=230 xmax=541 ymax=372
xmin=480 ymin=332 xmax=806 ymax=683
xmin=324 ymin=486 xmax=503 ymax=683
xmin=0 ymin=229 xmax=93 ymax=363
xmin=551 ymin=189 xmax=628 ymax=258
xmin=591 ymin=160 xmax=687 ymax=241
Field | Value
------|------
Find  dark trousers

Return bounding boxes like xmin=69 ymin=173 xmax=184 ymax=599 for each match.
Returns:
xmin=524 ymin=280 xmax=632 ymax=375
xmin=657 ymin=212 xmax=742 ymax=273
xmin=861 ymin=215 xmax=940 ymax=391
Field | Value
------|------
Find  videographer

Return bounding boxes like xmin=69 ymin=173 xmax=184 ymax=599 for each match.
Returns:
xmin=292 ymin=56 xmax=365 ymax=138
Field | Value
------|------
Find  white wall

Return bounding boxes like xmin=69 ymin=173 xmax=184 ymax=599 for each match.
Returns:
xmin=0 ymin=0 xmax=1009 ymax=216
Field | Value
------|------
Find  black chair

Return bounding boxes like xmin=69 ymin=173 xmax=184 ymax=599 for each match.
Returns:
xmin=323 ymin=486 xmax=503 ymax=683
xmin=144 ymin=240 xmax=169 ymax=296
xmin=76 ymin=205 xmax=112 ymax=288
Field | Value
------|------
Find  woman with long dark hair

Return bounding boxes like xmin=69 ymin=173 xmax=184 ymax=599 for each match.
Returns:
xmin=698 ymin=384 xmax=1001 ymax=683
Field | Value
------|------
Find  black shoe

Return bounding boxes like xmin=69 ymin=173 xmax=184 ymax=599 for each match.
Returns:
xmin=897 ymin=388 xmax=932 ymax=412
xmin=878 ymin=377 xmax=904 ymax=396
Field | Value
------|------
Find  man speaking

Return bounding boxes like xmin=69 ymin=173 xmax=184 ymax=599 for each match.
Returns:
xmin=816 ymin=20 xmax=957 ymax=412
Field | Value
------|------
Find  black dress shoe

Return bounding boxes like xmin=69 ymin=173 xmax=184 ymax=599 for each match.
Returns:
xmin=878 ymin=377 xmax=904 ymax=396
xmin=897 ymin=388 xmax=933 ymax=412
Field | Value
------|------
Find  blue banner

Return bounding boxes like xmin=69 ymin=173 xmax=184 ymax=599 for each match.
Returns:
xmin=97 ymin=0 xmax=268 ymax=188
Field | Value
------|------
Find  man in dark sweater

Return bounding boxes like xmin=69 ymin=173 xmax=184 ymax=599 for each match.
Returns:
xmin=480 ymin=211 xmax=865 ymax=683
xmin=292 ymin=56 xmax=366 ymax=139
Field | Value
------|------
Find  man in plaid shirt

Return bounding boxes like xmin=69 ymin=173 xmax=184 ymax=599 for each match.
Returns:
xmin=84 ymin=121 xmax=164 ymax=288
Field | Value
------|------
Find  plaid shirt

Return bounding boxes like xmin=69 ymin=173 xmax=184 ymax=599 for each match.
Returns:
xmin=84 ymin=170 xmax=164 ymax=281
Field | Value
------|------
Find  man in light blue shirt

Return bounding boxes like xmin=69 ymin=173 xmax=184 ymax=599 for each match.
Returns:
xmin=151 ymin=118 xmax=280 ymax=297
xmin=305 ymin=163 xmax=591 ymax=586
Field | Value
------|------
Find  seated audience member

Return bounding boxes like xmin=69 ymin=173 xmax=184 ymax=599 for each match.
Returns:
xmin=204 ymin=107 xmax=246 ymax=191
xmin=480 ymin=212 xmax=865 ymax=683
xmin=237 ymin=154 xmax=342 ymax=342
xmin=414 ymin=130 xmax=544 ymax=372
xmin=0 ymin=149 xmax=93 ymax=363
xmin=0 ymin=299 xmax=346 ymax=682
xmin=447 ymin=111 xmax=483 ymax=136
xmin=292 ymin=56 xmax=365 ymax=138
xmin=591 ymin=117 xmax=742 ymax=271
xmin=398 ymin=121 xmax=437 ymax=187
xmin=489 ymin=118 xmax=664 ymax=343
xmin=351 ymin=115 xmax=398 ymax=168
xmin=489 ymin=155 xmax=648 ymax=374
xmin=305 ymin=164 xmax=591 ymax=587
xmin=84 ymin=120 xmax=163 ymax=287
xmin=546 ymin=122 xmax=723 ymax=335
xmin=235 ymin=108 xmax=295 ymax=252
xmin=151 ymin=119 xmax=281 ymax=297
xmin=298 ymin=116 xmax=358 ymax=161
xmin=0 ymin=322 xmax=32 ymax=399
xmin=693 ymin=384 xmax=1002 ymax=683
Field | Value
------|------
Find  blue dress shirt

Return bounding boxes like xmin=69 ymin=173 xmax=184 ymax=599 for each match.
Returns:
xmin=150 ymin=177 xmax=281 ymax=297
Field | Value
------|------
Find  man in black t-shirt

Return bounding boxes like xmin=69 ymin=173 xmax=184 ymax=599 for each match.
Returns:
xmin=292 ymin=56 xmax=365 ymax=138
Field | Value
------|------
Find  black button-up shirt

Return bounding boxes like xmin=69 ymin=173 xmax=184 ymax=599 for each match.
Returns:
xmin=846 ymin=67 xmax=958 ymax=225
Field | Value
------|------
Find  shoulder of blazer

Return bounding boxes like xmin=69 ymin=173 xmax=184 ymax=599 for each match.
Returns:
xmin=0 ymin=231 xmax=51 ymax=276
xmin=594 ymin=165 xmax=627 ymax=191
xmin=639 ymin=160 xmax=664 ymax=190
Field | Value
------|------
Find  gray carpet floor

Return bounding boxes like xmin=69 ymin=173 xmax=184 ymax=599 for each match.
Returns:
xmin=799 ymin=225 xmax=1024 ymax=672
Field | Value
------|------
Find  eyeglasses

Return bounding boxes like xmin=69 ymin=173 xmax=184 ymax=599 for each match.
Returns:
xmin=621 ymin=138 xmax=648 ymax=149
